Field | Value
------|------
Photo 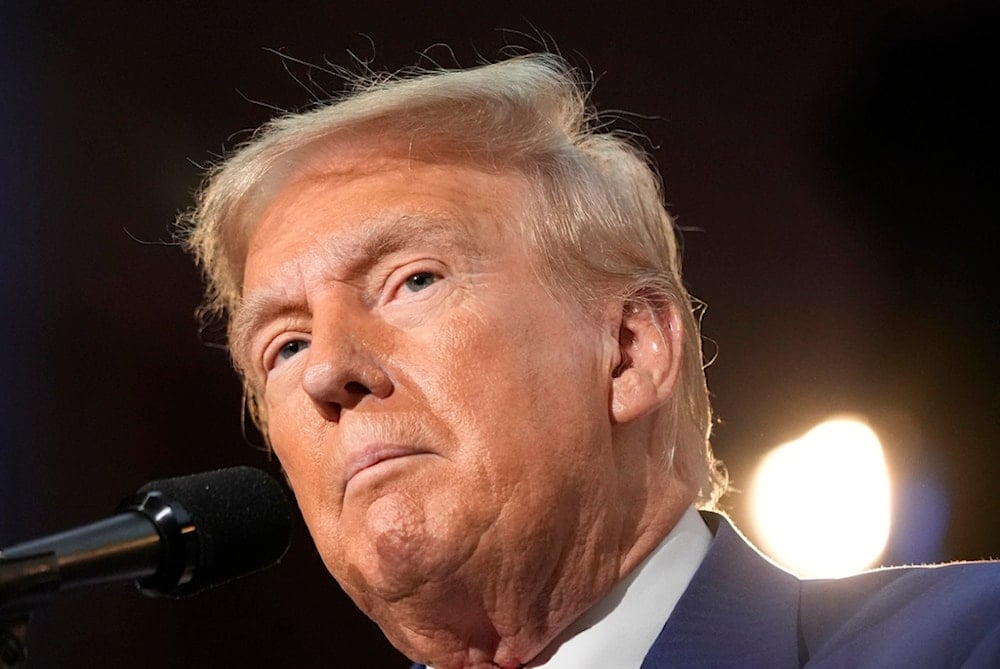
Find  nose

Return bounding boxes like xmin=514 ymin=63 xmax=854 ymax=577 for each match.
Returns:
xmin=301 ymin=307 xmax=393 ymax=421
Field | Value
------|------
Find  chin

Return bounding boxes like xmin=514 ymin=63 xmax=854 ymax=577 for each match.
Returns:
xmin=341 ymin=489 xmax=499 ymax=607
xmin=332 ymin=492 xmax=449 ymax=599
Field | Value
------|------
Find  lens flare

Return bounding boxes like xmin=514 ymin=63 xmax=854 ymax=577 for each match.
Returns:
xmin=751 ymin=417 xmax=891 ymax=578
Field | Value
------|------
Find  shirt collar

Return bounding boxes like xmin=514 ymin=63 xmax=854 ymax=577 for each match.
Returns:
xmin=526 ymin=506 xmax=712 ymax=669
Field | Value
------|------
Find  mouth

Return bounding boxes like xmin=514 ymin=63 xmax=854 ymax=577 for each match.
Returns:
xmin=343 ymin=445 xmax=430 ymax=492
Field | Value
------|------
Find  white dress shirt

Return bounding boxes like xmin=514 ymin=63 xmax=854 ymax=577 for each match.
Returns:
xmin=527 ymin=506 xmax=711 ymax=668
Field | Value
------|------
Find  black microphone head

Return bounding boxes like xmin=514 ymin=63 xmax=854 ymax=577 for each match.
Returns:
xmin=129 ymin=466 xmax=293 ymax=597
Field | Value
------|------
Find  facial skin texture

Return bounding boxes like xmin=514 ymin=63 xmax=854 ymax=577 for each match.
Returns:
xmin=236 ymin=152 xmax=694 ymax=668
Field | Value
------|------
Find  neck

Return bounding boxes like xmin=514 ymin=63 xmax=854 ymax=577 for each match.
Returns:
xmin=384 ymin=476 xmax=695 ymax=669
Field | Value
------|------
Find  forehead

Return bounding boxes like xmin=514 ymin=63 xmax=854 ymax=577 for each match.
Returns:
xmin=243 ymin=157 xmax=530 ymax=285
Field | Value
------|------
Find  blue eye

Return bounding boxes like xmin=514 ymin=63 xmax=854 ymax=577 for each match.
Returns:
xmin=404 ymin=272 xmax=438 ymax=292
xmin=277 ymin=340 xmax=309 ymax=361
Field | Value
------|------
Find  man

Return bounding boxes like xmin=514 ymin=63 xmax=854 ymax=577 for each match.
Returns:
xmin=180 ymin=54 xmax=999 ymax=668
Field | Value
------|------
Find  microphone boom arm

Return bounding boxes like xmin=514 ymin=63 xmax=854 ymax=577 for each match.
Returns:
xmin=0 ymin=466 xmax=292 ymax=668
xmin=0 ymin=490 xmax=196 ymax=617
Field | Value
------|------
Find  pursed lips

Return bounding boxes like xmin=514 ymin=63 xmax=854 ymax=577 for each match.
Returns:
xmin=343 ymin=444 xmax=430 ymax=491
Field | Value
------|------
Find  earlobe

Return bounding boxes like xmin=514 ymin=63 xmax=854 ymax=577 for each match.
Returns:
xmin=610 ymin=301 xmax=683 ymax=425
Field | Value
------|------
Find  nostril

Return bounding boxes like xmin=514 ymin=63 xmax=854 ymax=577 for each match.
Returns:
xmin=344 ymin=381 xmax=371 ymax=396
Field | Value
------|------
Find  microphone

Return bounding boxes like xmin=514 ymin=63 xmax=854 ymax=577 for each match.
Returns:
xmin=0 ymin=466 xmax=294 ymax=616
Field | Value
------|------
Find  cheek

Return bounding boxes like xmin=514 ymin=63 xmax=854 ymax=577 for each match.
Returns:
xmin=476 ymin=305 xmax=605 ymax=411
xmin=267 ymin=392 xmax=314 ymax=465
xmin=264 ymin=395 xmax=332 ymax=520
xmin=420 ymin=300 xmax=611 ymax=469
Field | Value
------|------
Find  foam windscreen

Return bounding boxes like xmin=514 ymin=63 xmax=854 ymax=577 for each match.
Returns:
xmin=136 ymin=466 xmax=294 ymax=596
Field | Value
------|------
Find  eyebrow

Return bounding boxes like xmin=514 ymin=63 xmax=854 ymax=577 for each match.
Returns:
xmin=228 ymin=214 xmax=477 ymax=371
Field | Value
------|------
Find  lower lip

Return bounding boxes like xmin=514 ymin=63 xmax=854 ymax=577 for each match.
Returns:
xmin=345 ymin=451 xmax=430 ymax=494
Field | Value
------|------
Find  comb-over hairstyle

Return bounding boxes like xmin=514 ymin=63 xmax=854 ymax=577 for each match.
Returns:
xmin=178 ymin=53 xmax=726 ymax=507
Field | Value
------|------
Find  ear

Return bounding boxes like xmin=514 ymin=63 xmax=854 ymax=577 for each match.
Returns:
xmin=610 ymin=300 xmax=684 ymax=425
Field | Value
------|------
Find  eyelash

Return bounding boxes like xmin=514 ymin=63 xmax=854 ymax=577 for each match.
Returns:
xmin=277 ymin=339 xmax=309 ymax=361
xmin=383 ymin=262 xmax=445 ymax=305
xmin=402 ymin=271 xmax=438 ymax=293
xmin=262 ymin=334 xmax=310 ymax=373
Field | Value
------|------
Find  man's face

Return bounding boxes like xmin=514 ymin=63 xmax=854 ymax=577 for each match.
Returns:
xmin=236 ymin=155 xmax=628 ymax=643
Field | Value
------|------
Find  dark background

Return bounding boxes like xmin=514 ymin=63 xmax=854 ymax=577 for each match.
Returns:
xmin=2 ymin=1 xmax=996 ymax=666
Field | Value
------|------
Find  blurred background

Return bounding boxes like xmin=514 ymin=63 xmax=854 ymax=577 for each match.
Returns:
xmin=1 ymin=1 xmax=996 ymax=666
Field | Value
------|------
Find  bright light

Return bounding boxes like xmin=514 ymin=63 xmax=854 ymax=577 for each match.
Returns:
xmin=750 ymin=417 xmax=891 ymax=578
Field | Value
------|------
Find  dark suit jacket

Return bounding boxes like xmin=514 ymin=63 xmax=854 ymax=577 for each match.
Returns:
xmin=642 ymin=512 xmax=999 ymax=668
xmin=412 ymin=512 xmax=1000 ymax=668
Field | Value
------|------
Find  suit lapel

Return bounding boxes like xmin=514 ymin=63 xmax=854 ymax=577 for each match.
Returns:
xmin=640 ymin=512 xmax=804 ymax=668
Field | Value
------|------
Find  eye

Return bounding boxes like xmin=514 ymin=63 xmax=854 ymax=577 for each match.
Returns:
xmin=383 ymin=266 xmax=445 ymax=306
xmin=277 ymin=339 xmax=309 ymax=361
xmin=403 ymin=272 xmax=439 ymax=293
xmin=264 ymin=338 xmax=310 ymax=374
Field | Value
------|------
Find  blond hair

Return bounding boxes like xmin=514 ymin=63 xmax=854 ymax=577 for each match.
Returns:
xmin=178 ymin=53 xmax=726 ymax=506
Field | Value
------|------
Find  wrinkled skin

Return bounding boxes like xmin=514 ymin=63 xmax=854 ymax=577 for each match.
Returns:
xmin=235 ymin=152 xmax=693 ymax=668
